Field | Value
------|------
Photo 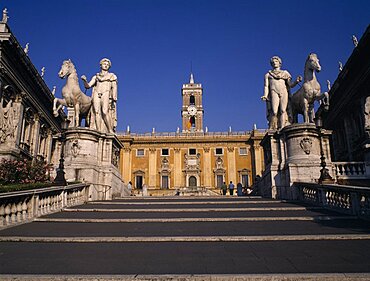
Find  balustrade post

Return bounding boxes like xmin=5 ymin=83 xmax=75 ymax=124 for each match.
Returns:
xmin=16 ymin=202 xmax=22 ymax=222
xmin=0 ymin=204 xmax=5 ymax=226
xmin=27 ymin=199 xmax=32 ymax=219
xmin=62 ymin=190 xmax=66 ymax=208
xmin=22 ymin=200 xmax=28 ymax=220
xmin=47 ymin=196 xmax=51 ymax=213
xmin=11 ymin=203 xmax=17 ymax=223
xmin=5 ymin=204 xmax=11 ymax=224
xmin=34 ymin=194 xmax=40 ymax=216
xmin=318 ymin=188 xmax=326 ymax=206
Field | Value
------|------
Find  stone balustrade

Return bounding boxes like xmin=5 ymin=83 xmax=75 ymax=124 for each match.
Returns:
xmin=333 ymin=161 xmax=368 ymax=179
xmin=177 ymin=186 xmax=215 ymax=196
xmin=0 ymin=183 xmax=89 ymax=227
xmin=295 ymin=182 xmax=370 ymax=218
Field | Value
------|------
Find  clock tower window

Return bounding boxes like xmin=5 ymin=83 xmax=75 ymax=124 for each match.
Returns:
xmin=189 ymin=116 xmax=195 ymax=128
xmin=189 ymin=95 xmax=195 ymax=105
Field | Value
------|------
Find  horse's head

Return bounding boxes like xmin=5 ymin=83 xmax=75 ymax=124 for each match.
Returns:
xmin=306 ymin=53 xmax=321 ymax=72
xmin=58 ymin=59 xmax=75 ymax=79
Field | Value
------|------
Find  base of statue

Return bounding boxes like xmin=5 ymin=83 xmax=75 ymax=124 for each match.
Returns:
xmin=257 ymin=123 xmax=332 ymax=200
xmin=62 ymin=128 xmax=128 ymax=200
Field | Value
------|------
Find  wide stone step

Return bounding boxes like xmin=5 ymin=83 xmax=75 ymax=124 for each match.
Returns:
xmin=1 ymin=241 xmax=370 ymax=275
xmin=112 ymin=196 xmax=265 ymax=202
xmin=1 ymin=220 xmax=369 ymax=238
xmin=42 ymin=208 xmax=341 ymax=219
xmin=1 ymin=274 xmax=370 ymax=281
xmin=70 ymin=202 xmax=312 ymax=210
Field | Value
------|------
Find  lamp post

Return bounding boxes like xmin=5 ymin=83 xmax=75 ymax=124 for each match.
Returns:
xmin=315 ymin=116 xmax=334 ymax=184
xmin=54 ymin=118 xmax=70 ymax=186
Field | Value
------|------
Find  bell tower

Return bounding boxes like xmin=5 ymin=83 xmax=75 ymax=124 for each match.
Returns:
xmin=181 ymin=73 xmax=204 ymax=132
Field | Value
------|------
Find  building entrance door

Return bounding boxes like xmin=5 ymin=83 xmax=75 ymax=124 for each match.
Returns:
xmin=216 ymin=175 xmax=223 ymax=188
xmin=161 ymin=175 xmax=169 ymax=189
xmin=136 ymin=175 xmax=143 ymax=189
xmin=242 ymin=174 xmax=249 ymax=187
xmin=189 ymin=176 xmax=197 ymax=187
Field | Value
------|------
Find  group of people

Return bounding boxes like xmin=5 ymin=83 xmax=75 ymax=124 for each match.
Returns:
xmin=220 ymin=181 xmax=253 ymax=196
xmin=127 ymin=181 xmax=148 ymax=196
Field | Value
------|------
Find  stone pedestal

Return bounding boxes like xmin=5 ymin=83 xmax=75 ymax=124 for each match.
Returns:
xmin=62 ymin=128 xmax=128 ymax=200
xmin=259 ymin=124 xmax=332 ymax=200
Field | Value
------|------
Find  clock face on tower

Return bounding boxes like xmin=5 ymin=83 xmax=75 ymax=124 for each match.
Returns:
xmin=187 ymin=105 xmax=197 ymax=116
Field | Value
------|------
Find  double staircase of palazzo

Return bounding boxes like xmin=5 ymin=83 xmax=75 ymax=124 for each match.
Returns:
xmin=1 ymin=195 xmax=370 ymax=280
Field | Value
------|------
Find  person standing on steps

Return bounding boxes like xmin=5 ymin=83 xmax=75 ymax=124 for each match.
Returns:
xmin=228 ymin=181 xmax=235 ymax=196
xmin=221 ymin=182 xmax=227 ymax=196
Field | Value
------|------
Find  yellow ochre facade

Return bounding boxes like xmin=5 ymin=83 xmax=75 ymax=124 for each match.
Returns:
xmin=117 ymin=74 xmax=265 ymax=190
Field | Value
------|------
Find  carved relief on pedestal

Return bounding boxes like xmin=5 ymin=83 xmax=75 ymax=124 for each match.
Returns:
xmin=71 ymin=139 xmax=81 ymax=157
xmin=300 ymin=137 xmax=312 ymax=155
xmin=112 ymin=145 xmax=120 ymax=168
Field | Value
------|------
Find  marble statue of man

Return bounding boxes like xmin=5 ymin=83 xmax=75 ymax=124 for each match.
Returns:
xmin=261 ymin=56 xmax=302 ymax=130
xmin=81 ymin=58 xmax=117 ymax=133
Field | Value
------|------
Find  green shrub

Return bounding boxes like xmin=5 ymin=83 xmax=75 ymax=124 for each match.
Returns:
xmin=0 ymin=182 xmax=52 ymax=193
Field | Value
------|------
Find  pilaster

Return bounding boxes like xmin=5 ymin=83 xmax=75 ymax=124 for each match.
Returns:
xmin=203 ymin=147 xmax=212 ymax=186
xmin=148 ymin=148 xmax=157 ymax=188
xmin=31 ymin=113 xmax=40 ymax=158
xmin=227 ymin=146 xmax=236 ymax=184
xmin=123 ymin=147 xmax=131 ymax=183
xmin=174 ymin=148 xmax=182 ymax=187
xmin=46 ymin=130 xmax=53 ymax=164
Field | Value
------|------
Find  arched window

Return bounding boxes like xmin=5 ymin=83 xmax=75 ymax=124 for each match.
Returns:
xmin=190 ymin=116 xmax=195 ymax=127
xmin=189 ymin=176 xmax=197 ymax=187
xmin=189 ymin=95 xmax=195 ymax=105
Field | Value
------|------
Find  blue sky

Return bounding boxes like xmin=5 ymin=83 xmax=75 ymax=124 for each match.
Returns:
xmin=2 ymin=0 xmax=369 ymax=133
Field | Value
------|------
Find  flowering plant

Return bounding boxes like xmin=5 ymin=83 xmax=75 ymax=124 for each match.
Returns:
xmin=0 ymin=158 xmax=49 ymax=184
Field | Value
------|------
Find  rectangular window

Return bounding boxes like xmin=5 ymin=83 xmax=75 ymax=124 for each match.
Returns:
xmin=136 ymin=149 xmax=144 ymax=157
xmin=161 ymin=148 xmax=169 ymax=156
xmin=239 ymin=147 xmax=248 ymax=155
xmin=189 ymin=148 xmax=196 ymax=155
xmin=215 ymin=148 xmax=223 ymax=155
xmin=162 ymin=176 xmax=169 ymax=189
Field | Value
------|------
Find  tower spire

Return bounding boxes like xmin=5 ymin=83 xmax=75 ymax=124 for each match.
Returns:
xmin=190 ymin=73 xmax=194 ymax=84
xmin=189 ymin=61 xmax=194 ymax=84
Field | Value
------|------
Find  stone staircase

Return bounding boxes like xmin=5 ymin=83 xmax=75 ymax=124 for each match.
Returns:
xmin=0 ymin=196 xmax=370 ymax=280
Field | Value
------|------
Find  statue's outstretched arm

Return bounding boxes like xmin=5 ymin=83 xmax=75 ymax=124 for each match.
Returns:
xmin=288 ymin=75 xmax=302 ymax=88
xmin=81 ymin=75 xmax=96 ymax=89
